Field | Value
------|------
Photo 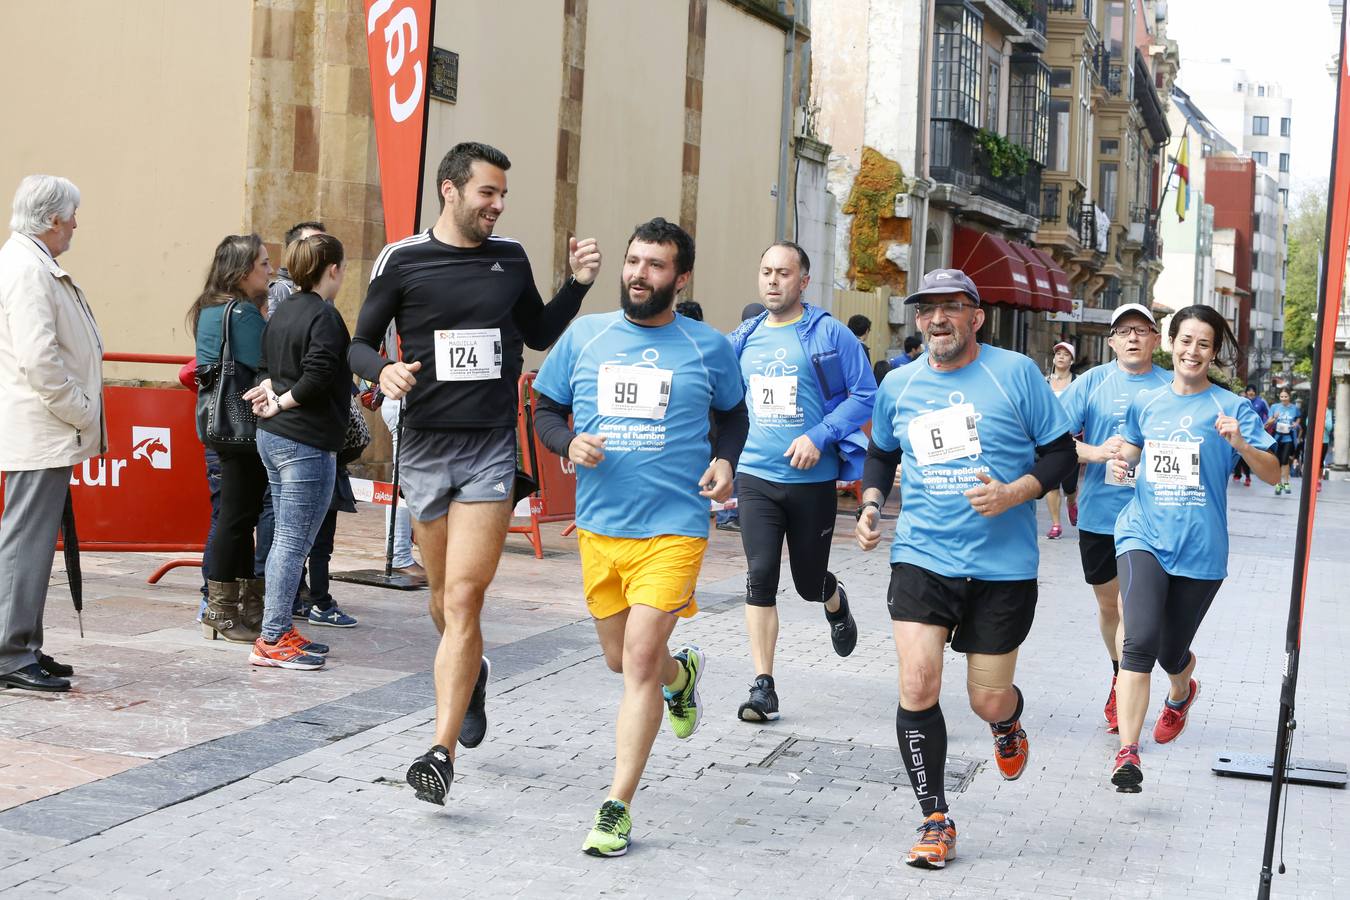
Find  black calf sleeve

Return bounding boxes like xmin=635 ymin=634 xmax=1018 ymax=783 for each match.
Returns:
xmin=896 ymin=703 xmax=948 ymax=815
xmin=991 ymin=685 xmax=1024 ymax=732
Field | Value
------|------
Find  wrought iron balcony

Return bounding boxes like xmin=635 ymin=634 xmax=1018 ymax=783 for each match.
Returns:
xmin=1048 ymin=0 xmax=1075 ymax=10
xmin=930 ymin=118 xmax=1043 ymax=218
xmin=1040 ymin=183 xmax=1062 ymax=223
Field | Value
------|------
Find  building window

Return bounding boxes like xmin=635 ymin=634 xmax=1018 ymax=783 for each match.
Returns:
xmin=1252 ymin=115 xmax=1269 ymax=136
xmin=1258 ymin=85 xmax=1266 ymax=97
xmin=1202 ymin=142 xmax=1213 ymax=157
xmin=1106 ymin=1 xmax=1126 ymax=59
xmin=1050 ymin=67 xmax=1072 ymax=90
xmin=1048 ymin=98 xmax=1070 ymax=172
xmin=985 ymin=50 xmax=1002 ymax=132
xmin=1099 ymin=162 xmax=1118 ymax=219
xmin=1252 ymin=150 xmax=1268 ymax=166
xmin=1008 ymin=55 xmax=1050 ymax=165
xmin=1279 ymin=152 xmax=1290 ymax=173
xmin=1100 ymin=138 xmax=1119 ymax=155
xmin=1279 ymin=188 xmax=1289 ymax=207
xmin=1280 ymin=117 xmax=1291 ymax=137
xmin=932 ymin=1 xmax=983 ymax=128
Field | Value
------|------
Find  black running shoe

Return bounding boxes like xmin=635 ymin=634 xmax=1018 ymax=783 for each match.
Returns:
xmin=826 ymin=584 xmax=858 ymax=658
xmin=737 ymin=674 xmax=780 ymax=722
xmin=458 ymin=656 xmax=491 ymax=749
xmin=406 ymin=745 xmax=453 ymax=805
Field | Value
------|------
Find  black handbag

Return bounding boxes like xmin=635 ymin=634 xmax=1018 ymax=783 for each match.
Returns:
xmin=195 ymin=299 xmax=258 ymax=448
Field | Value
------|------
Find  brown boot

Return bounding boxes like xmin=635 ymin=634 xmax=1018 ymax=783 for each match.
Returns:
xmin=202 ymin=580 xmax=259 ymax=643
xmin=238 ymin=578 xmax=265 ymax=633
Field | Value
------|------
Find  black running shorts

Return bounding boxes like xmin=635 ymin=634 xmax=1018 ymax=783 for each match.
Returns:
xmin=1078 ymin=529 xmax=1118 ymax=585
xmin=1273 ymin=441 xmax=1294 ymax=465
xmin=886 ymin=562 xmax=1037 ymax=655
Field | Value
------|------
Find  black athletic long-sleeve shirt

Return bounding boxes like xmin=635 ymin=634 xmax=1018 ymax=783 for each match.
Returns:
xmin=348 ymin=230 xmax=591 ymax=430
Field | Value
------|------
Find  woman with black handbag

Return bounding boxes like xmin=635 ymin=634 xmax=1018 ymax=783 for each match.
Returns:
xmin=243 ymin=233 xmax=352 ymax=671
xmin=189 ymin=234 xmax=272 ymax=643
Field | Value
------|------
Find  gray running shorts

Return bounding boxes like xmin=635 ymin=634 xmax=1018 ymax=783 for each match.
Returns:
xmin=398 ymin=426 xmax=517 ymax=521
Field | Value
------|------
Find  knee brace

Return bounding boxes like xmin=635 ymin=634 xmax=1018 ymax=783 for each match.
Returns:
xmin=966 ymin=649 xmax=1019 ymax=694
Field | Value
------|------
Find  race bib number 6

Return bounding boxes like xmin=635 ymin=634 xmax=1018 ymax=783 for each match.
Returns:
xmin=908 ymin=403 xmax=981 ymax=467
xmin=597 ymin=364 xmax=673 ymax=420
xmin=1143 ymin=439 xmax=1201 ymax=487
xmin=434 ymin=328 xmax=502 ymax=382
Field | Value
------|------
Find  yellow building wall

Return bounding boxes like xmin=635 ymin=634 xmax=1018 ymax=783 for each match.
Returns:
xmin=695 ymin=0 xmax=785 ymax=333
xmin=419 ymin=1 xmax=563 ymax=290
xmin=574 ymin=0 xmax=687 ymax=318
xmin=0 ymin=1 xmax=253 ymax=372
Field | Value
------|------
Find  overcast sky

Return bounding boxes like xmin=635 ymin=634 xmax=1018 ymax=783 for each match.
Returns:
xmin=1169 ymin=0 xmax=1340 ymax=200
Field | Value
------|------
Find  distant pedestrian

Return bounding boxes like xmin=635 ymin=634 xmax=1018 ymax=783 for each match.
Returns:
xmin=190 ymin=234 xmax=273 ymax=643
xmin=1042 ymin=341 xmax=1078 ymax=539
xmin=847 ymin=314 xmax=872 ymax=363
xmin=675 ymin=299 xmax=703 ymax=321
xmin=0 ymin=175 xmax=100 ymax=692
xmin=266 ymin=221 xmax=325 ymax=318
xmin=887 ymin=335 xmax=923 ymax=368
xmin=1232 ymin=385 xmax=1269 ymax=486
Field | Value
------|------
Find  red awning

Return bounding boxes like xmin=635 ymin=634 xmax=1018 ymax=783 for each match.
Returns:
xmin=1007 ymin=244 xmax=1055 ymax=311
xmin=952 ymin=226 xmax=1034 ymax=309
xmin=1025 ymin=247 xmax=1074 ymax=314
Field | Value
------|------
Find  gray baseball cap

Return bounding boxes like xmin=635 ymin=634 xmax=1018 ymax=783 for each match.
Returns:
xmin=904 ymin=268 xmax=982 ymax=305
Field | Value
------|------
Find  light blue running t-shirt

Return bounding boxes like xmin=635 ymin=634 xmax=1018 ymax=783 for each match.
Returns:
xmin=871 ymin=344 xmax=1073 ymax=581
xmin=1114 ymin=383 xmax=1275 ymax=579
xmin=1268 ymin=402 xmax=1299 ymax=444
xmin=533 ymin=310 xmax=744 ymax=540
xmin=1058 ymin=361 xmax=1171 ymax=535
xmin=737 ymin=316 xmax=838 ymax=484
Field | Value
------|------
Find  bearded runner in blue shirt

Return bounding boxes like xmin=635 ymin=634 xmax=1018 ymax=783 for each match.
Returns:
xmin=1104 ymin=305 xmax=1277 ymax=795
xmin=532 ymin=218 xmax=748 ymax=859
xmin=1058 ymin=302 xmax=1170 ymax=735
xmin=853 ymin=269 xmax=1076 ymax=870
xmin=727 ymin=241 xmax=876 ymax=724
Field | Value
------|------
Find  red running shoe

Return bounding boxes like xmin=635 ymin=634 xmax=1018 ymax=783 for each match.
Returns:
xmin=905 ymin=813 xmax=958 ymax=869
xmin=1104 ymin=676 xmax=1119 ymax=733
xmin=1067 ymin=499 xmax=1078 ymax=526
xmin=991 ymin=720 xmax=1030 ymax=780
xmin=1111 ymin=744 xmax=1142 ymax=793
xmin=1153 ymin=679 xmax=1200 ymax=744
xmin=1047 ymin=524 xmax=1063 ymax=539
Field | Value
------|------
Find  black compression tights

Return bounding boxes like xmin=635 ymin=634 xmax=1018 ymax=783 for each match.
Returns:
xmin=1118 ymin=550 xmax=1222 ymax=675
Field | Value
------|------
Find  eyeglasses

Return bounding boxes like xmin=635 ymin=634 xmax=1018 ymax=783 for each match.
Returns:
xmin=1111 ymin=325 xmax=1158 ymax=338
xmin=915 ymin=300 xmax=979 ymax=318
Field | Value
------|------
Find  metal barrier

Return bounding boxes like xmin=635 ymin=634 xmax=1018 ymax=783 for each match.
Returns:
xmin=509 ymin=372 xmax=577 ymax=558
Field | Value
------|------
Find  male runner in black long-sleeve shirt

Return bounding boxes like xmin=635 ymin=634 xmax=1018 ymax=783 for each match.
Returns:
xmin=348 ymin=142 xmax=602 ymax=806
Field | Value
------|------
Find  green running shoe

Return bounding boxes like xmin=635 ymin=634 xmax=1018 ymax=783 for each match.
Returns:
xmin=663 ymin=645 xmax=705 ymax=739
xmin=582 ymin=799 xmax=632 ymax=857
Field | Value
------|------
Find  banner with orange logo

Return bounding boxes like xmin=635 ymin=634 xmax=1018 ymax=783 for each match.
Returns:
xmin=365 ymin=0 xmax=435 ymax=242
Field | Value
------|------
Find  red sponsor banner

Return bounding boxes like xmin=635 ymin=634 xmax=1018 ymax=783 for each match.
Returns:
xmin=0 ymin=384 xmax=210 ymax=549
xmin=366 ymin=0 xmax=435 ymax=243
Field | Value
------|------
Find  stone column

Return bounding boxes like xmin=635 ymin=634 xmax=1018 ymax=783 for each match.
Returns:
xmin=1335 ymin=375 xmax=1350 ymax=470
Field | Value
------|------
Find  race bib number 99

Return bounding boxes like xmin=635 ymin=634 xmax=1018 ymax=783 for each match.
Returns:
xmin=1144 ymin=439 xmax=1201 ymax=487
xmin=908 ymin=403 xmax=981 ymax=467
xmin=597 ymin=364 xmax=673 ymax=420
xmin=434 ymin=329 xmax=502 ymax=382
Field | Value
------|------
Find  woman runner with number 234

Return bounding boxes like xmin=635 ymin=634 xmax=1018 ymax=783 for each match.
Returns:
xmin=1104 ymin=305 xmax=1278 ymax=793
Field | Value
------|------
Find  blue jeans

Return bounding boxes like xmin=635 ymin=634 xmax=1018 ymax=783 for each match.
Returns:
xmin=256 ymin=431 xmax=335 ymax=642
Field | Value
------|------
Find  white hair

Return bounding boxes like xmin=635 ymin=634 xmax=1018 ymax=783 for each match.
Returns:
xmin=10 ymin=175 xmax=80 ymax=237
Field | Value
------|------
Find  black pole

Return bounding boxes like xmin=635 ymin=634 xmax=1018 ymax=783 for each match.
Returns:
xmin=1258 ymin=5 xmax=1347 ymax=894
xmin=382 ymin=401 xmax=404 ymax=578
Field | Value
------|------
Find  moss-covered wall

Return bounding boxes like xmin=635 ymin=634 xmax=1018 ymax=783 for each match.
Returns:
xmin=841 ymin=146 xmax=911 ymax=293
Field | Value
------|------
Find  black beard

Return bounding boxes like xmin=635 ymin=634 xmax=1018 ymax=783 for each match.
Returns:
xmin=620 ymin=279 xmax=677 ymax=321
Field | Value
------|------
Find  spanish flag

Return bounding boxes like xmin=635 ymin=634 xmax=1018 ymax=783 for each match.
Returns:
xmin=1175 ymin=137 xmax=1190 ymax=222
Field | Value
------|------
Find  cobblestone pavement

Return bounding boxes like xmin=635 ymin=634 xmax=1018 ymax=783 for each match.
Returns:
xmin=0 ymin=478 xmax=1347 ymax=898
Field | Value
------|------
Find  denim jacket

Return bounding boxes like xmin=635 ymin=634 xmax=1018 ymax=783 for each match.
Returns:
xmin=728 ymin=303 xmax=877 ymax=480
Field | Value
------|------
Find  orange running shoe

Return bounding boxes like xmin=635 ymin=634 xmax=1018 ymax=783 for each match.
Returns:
xmin=905 ymin=813 xmax=958 ymax=869
xmin=279 ymin=627 xmax=328 ymax=656
xmin=250 ymin=635 xmax=325 ymax=670
xmin=1104 ymin=676 xmax=1119 ymax=733
xmin=991 ymin=720 xmax=1030 ymax=780
xmin=1153 ymin=679 xmax=1200 ymax=744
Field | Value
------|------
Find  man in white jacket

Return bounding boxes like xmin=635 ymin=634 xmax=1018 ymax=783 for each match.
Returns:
xmin=0 ymin=175 xmax=103 ymax=692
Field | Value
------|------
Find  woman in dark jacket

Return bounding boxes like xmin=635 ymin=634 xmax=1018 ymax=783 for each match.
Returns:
xmin=189 ymin=234 xmax=272 ymax=643
xmin=244 ymin=234 xmax=352 ymax=671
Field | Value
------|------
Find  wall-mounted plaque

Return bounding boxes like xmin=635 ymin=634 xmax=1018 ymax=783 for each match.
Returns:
xmin=430 ymin=48 xmax=458 ymax=104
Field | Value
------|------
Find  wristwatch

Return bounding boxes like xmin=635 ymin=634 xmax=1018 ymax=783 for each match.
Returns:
xmin=854 ymin=499 xmax=881 ymax=521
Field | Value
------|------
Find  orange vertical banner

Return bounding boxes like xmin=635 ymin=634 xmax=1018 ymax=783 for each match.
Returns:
xmin=365 ymin=0 xmax=435 ymax=243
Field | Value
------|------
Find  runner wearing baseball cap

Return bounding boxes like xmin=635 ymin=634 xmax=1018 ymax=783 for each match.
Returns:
xmin=1056 ymin=302 xmax=1169 ymax=734
xmin=856 ymin=267 xmax=1076 ymax=868
xmin=1043 ymin=341 xmax=1078 ymax=539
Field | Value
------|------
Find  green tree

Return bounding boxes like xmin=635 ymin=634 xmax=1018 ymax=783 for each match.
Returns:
xmin=1282 ymin=187 xmax=1327 ymax=371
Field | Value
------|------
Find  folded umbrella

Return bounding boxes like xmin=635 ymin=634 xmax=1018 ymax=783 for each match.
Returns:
xmin=60 ymin=488 xmax=83 ymax=638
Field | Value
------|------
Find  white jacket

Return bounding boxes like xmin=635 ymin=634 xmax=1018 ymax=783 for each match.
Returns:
xmin=0 ymin=232 xmax=104 ymax=471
